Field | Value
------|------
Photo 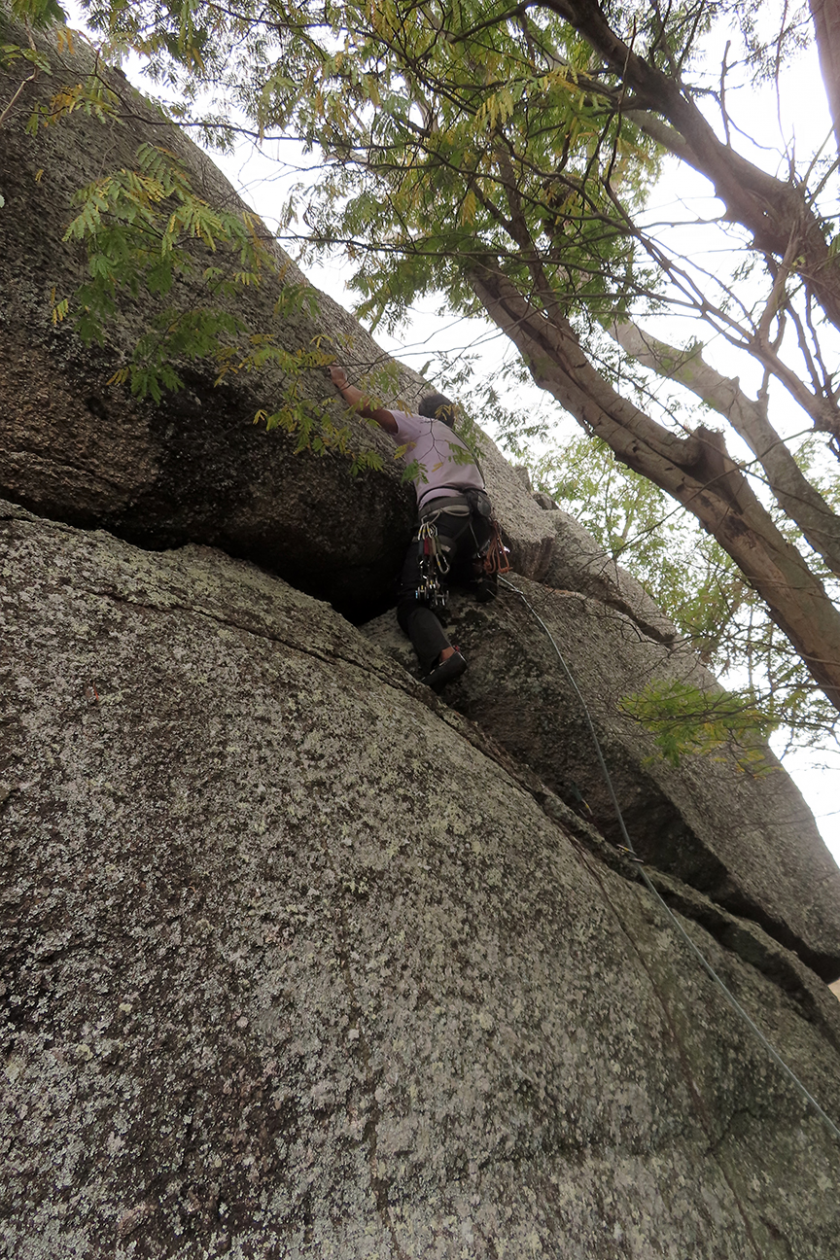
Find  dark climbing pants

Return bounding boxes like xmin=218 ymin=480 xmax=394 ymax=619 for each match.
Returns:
xmin=396 ymin=501 xmax=493 ymax=673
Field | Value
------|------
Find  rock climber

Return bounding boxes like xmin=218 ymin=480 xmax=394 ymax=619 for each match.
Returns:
xmin=330 ymin=365 xmax=500 ymax=689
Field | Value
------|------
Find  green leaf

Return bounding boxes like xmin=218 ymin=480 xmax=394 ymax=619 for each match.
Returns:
xmin=621 ymin=680 xmax=778 ymax=768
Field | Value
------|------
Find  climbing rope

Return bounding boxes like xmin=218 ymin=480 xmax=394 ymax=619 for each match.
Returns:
xmin=498 ymin=575 xmax=840 ymax=1147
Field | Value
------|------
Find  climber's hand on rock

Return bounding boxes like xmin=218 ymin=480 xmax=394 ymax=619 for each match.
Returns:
xmin=329 ymin=365 xmax=348 ymax=390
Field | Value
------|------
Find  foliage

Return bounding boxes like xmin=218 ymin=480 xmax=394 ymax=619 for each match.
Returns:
xmin=6 ymin=0 xmax=64 ymax=28
xmin=619 ymin=680 xmax=777 ymax=769
xmin=1 ymin=14 xmax=392 ymax=466
xmin=50 ymin=138 xmax=345 ymax=452
xmin=524 ymin=435 xmax=745 ymax=652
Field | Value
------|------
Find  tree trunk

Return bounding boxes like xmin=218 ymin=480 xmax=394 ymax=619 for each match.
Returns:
xmin=611 ymin=321 xmax=840 ymax=580
xmin=811 ymin=0 xmax=840 ymax=161
xmin=470 ymin=262 xmax=840 ymax=711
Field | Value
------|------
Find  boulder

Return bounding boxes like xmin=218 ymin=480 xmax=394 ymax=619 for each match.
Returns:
xmin=362 ymin=578 xmax=840 ymax=981
xmin=3 ymin=499 xmax=840 ymax=1258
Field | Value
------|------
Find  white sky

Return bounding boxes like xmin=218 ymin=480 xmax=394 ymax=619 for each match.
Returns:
xmin=58 ymin=2 xmax=840 ymax=865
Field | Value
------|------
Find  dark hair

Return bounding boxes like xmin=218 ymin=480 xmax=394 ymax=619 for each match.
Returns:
xmin=418 ymin=392 xmax=457 ymax=428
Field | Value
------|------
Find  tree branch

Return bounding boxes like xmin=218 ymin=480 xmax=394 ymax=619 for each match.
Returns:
xmin=611 ymin=319 xmax=840 ymax=578
xmin=533 ymin=0 xmax=840 ymax=330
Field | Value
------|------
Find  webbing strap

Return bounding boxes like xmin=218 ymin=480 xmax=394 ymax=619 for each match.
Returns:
xmin=417 ymin=484 xmax=486 ymax=512
xmin=421 ymin=504 xmax=472 ymax=525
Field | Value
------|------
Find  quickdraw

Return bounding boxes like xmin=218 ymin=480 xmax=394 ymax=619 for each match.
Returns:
xmin=416 ymin=520 xmax=449 ymax=610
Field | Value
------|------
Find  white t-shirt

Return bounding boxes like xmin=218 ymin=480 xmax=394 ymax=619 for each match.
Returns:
xmin=391 ymin=410 xmax=484 ymax=508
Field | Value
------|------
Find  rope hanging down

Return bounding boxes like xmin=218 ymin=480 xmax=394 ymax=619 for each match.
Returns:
xmin=498 ymin=575 xmax=840 ymax=1147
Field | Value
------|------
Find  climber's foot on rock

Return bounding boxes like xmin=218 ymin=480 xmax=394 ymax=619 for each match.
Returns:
xmin=423 ymin=648 xmax=467 ymax=691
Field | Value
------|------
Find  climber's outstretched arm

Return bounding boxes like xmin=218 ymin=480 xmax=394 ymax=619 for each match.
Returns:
xmin=330 ymin=366 xmax=398 ymax=434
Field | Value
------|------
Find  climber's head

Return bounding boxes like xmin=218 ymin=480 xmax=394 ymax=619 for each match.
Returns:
xmin=419 ymin=393 xmax=458 ymax=429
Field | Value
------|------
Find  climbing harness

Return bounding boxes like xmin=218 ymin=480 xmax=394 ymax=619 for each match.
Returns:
xmin=415 ymin=490 xmax=509 ymax=606
xmin=498 ymin=574 xmax=840 ymax=1148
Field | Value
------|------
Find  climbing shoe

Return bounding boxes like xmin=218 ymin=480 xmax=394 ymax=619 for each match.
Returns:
xmin=423 ymin=650 xmax=467 ymax=691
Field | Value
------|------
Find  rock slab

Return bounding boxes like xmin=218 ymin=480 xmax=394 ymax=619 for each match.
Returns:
xmin=0 ymin=12 xmax=417 ymax=615
xmin=362 ymin=579 xmax=840 ymax=981
xmin=3 ymin=500 xmax=840 ymax=1258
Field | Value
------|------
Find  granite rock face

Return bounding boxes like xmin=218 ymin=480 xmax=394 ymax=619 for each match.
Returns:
xmin=0 ymin=12 xmax=417 ymax=616
xmin=3 ymin=12 xmax=840 ymax=1257
xmin=539 ymin=503 xmax=681 ymax=646
xmin=3 ymin=500 xmax=840 ymax=1260
xmin=362 ymin=580 xmax=840 ymax=981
